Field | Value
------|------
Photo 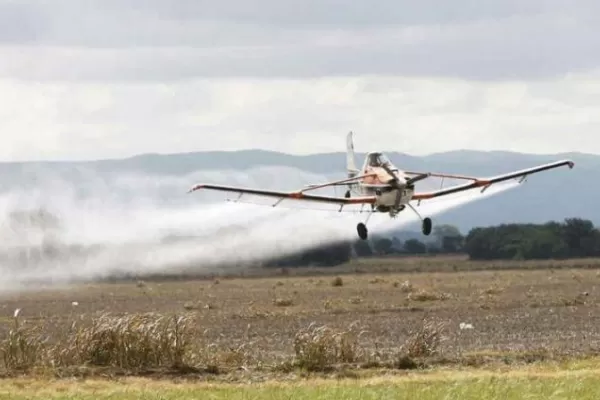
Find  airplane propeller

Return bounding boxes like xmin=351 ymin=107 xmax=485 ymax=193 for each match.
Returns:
xmin=380 ymin=163 xmax=406 ymax=210
xmin=406 ymin=173 xmax=431 ymax=186
xmin=381 ymin=163 xmax=431 ymax=210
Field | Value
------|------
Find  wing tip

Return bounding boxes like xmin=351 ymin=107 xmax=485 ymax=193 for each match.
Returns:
xmin=188 ymin=184 xmax=204 ymax=193
xmin=555 ymin=159 xmax=575 ymax=169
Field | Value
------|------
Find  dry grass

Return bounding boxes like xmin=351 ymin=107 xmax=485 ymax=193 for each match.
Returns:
xmin=53 ymin=313 xmax=193 ymax=369
xmin=403 ymin=319 xmax=447 ymax=358
xmin=408 ymin=289 xmax=450 ymax=302
xmin=331 ymin=276 xmax=344 ymax=287
xmin=293 ymin=323 xmax=363 ymax=371
xmin=1 ymin=310 xmax=45 ymax=370
xmin=0 ymin=256 xmax=599 ymax=380
xmin=0 ymin=312 xmax=198 ymax=373
xmin=273 ymin=297 xmax=294 ymax=307
xmin=0 ymin=310 xmax=443 ymax=376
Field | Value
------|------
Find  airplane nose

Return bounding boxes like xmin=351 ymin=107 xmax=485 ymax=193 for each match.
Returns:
xmin=386 ymin=173 xmax=406 ymax=186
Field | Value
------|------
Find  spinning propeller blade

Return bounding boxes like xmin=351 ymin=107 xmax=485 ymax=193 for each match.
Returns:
xmin=406 ymin=173 xmax=431 ymax=186
xmin=381 ymin=163 xmax=404 ymax=209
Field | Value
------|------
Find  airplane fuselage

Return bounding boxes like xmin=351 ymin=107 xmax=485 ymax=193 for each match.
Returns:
xmin=360 ymin=185 xmax=415 ymax=213
xmin=371 ymin=186 xmax=414 ymax=208
xmin=356 ymin=163 xmax=415 ymax=214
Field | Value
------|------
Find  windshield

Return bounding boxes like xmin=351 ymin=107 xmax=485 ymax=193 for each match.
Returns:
xmin=367 ymin=152 xmax=393 ymax=167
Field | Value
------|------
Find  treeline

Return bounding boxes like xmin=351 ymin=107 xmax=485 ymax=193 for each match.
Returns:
xmin=265 ymin=218 xmax=600 ymax=266
xmin=264 ymin=224 xmax=465 ymax=267
xmin=464 ymin=218 xmax=600 ymax=260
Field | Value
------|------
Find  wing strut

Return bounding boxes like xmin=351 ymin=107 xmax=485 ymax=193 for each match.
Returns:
xmin=413 ymin=159 xmax=574 ymax=201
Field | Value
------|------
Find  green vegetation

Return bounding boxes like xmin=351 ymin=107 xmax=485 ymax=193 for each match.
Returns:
xmin=1 ymin=362 xmax=600 ymax=399
xmin=265 ymin=218 xmax=600 ymax=266
xmin=465 ymin=218 xmax=600 ymax=260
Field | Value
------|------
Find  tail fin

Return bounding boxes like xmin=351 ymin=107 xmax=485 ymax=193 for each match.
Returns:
xmin=346 ymin=131 xmax=359 ymax=178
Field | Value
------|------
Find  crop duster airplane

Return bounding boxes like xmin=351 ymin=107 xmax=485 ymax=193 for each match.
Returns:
xmin=189 ymin=132 xmax=575 ymax=240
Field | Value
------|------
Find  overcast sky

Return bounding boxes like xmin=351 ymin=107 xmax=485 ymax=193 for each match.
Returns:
xmin=2 ymin=0 xmax=600 ymax=161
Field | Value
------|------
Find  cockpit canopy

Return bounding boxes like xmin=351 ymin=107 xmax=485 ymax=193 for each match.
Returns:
xmin=366 ymin=152 xmax=394 ymax=168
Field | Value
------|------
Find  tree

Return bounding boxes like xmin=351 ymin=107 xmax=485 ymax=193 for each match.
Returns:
xmin=463 ymin=219 xmax=600 ymax=261
xmin=404 ymin=239 xmax=427 ymax=254
xmin=373 ymin=237 xmax=393 ymax=255
xmin=562 ymin=218 xmax=597 ymax=257
xmin=391 ymin=237 xmax=403 ymax=252
xmin=264 ymin=240 xmax=353 ymax=267
xmin=433 ymin=224 xmax=462 ymax=240
xmin=433 ymin=224 xmax=464 ymax=253
xmin=353 ymin=240 xmax=374 ymax=257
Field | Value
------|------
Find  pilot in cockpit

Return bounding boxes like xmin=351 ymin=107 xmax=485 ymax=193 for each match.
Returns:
xmin=368 ymin=152 xmax=391 ymax=168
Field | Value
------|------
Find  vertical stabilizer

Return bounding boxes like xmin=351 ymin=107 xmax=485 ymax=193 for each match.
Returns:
xmin=346 ymin=131 xmax=359 ymax=177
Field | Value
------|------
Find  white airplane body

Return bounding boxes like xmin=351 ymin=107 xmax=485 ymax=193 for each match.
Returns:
xmin=190 ymin=132 xmax=575 ymax=240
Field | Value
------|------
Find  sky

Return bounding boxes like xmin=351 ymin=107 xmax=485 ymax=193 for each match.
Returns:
xmin=2 ymin=0 xmax=600 ymax=161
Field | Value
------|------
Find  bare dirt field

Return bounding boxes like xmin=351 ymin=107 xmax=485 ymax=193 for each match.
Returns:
xmin=0 ymin=255 xmax=599 ymax=381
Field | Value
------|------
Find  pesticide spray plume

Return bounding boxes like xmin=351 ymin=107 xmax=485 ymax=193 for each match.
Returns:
xmin=0 ymin=166 xmax=520 ymax=294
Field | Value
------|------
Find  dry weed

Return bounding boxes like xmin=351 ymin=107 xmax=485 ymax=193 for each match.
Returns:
xmin=398 ymin=280 xmax=414 ymax=293
xmin=211 ymin=343 xmax=256 ymax=369
xmin=51 ymin=313 xmax=196 ymax=369
xmin=183 ymin=301 xmax=203 ymax=310
xmin=409 ymin=289 xmax=450 ymax=302
xmin=331 ymin=276 xmax=344 ymax=287
xmin=293 ymin=323 xmax=364 ymax=371
xmin=403 ymin=319 xmax=447 ymax=358
xmin=0 ymin=311 xmax=46 ymax=370
xmin=0 ymin=311 xmax=199 ymax=372
xmin=273 ymin=298 xmax=294 ymax=307
xmin=482 ymin=285 xmax=504 ymax=295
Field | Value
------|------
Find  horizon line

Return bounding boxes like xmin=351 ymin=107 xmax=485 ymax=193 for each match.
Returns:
xmin=0 ymin=148 xmax=595 ymax=164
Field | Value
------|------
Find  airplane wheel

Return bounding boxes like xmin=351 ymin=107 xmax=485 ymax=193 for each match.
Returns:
xmin=422 ymin=217 xmax=432 ymax=236
xmin=357 ymin=223 xmax=368 ymax=240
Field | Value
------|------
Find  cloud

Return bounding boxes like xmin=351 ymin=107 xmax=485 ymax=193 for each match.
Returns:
xmin=0 ymin=0 xmax=599 ymax=161
xmin=0 ymin=0 xmax=562 ymax=46
xmin=0 ymin=0 xmax=598 ymax=81
xmin=1 ymin=74 xmax=599 ymax=161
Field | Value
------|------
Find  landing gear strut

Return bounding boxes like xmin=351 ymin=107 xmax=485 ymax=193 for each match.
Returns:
xmin=407 ymin=203 xmax=433 ymax=236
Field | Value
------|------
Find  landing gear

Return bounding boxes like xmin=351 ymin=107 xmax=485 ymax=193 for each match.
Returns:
xmin=356 ymin=208 xmax=374 ymax=240
xmin=422 ymin=217 xmax=432 ymax=236
xmin=357 ymin=222 xmax=368 ymax=240
xmin=355 ymin=204 xmax=433 ymax=240
xmin=407 ymin=203 xmax=433 ymax=236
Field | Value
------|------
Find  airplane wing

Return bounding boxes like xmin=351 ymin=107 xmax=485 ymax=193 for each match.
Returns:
xmin=411 ymin=159 xmax=574 ymax=201
xmin=189 ymin=183 xmax=376 ymax=205
xmin=188 ymin=173 xmax=377 ymax=207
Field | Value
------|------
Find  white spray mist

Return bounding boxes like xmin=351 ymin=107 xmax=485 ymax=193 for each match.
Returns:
xmin=0 ymin=167 xmax=520 ymax=292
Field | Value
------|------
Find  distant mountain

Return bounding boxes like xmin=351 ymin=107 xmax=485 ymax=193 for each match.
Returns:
xmin=0 ymin=148 xmax=595 ymax=233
